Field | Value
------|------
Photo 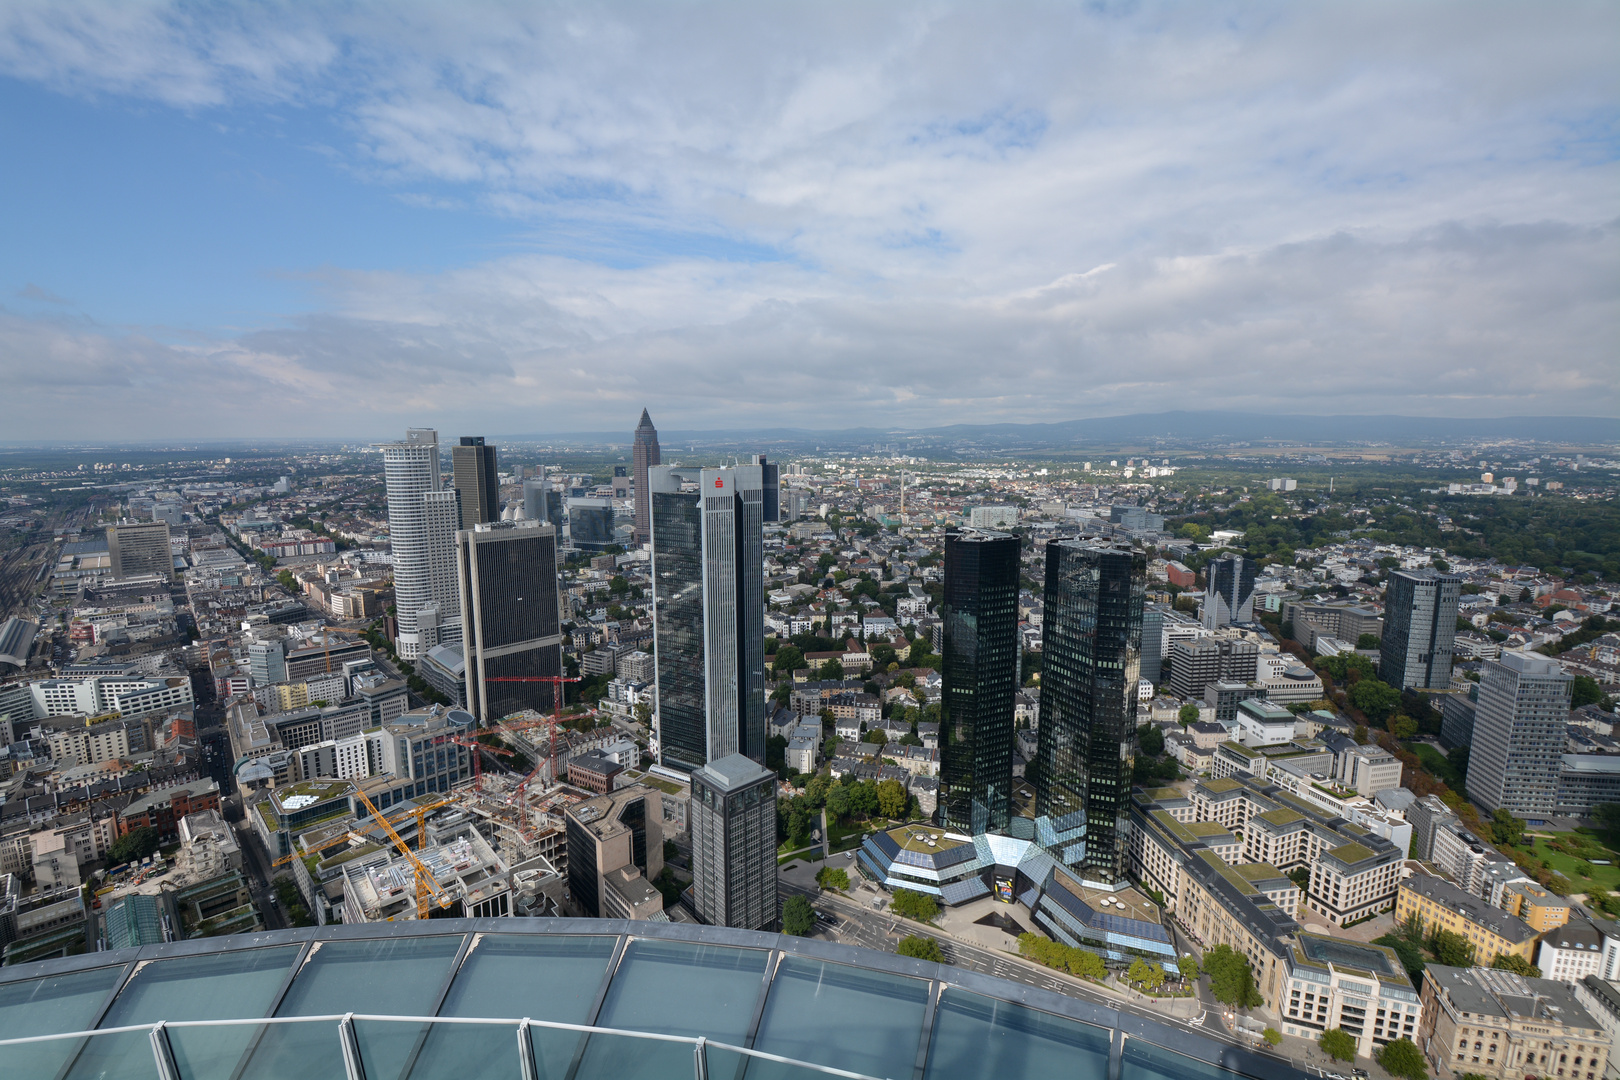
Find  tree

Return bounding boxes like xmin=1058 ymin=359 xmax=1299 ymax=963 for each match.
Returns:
xmin=1067 ymin=947 xmax=1108 ymax=980
xmin=804 ymin=774 xmax=830 ymax=808
xmin=820 ymin=659 xmax=845 ymax=681
xmin=1489 ymin=807 xmax=1526 ymax=847
xmin=1177 ymin=955 xmax=1200 ymax=982
xmin=1178 ymin=703 xmax=1200 ymax=727
xmin=1491 ymin=952 xmax=1541 ymax=978
xmin=1349 ymin=678 xmax=1402 ymax=721
xmin=1573 ymin=675 xmax=1604 ymax=709
xmin=1596 ymin=802 xmax=1620 ymax=836
xmin=1127 ymin=957 xmax=1165 ymax=992
xmin=787 ymin=806 xmax=811 ymax=847
xmin=773 ymin=645 xmax=805 ymax=675
xmin=890 ymin=889 xmax=939 ymax=923
xmin=1390 ymin=714 xmax=1419 ymax=740
xmin=816 ymin=867 xmax=850 ymax=891
xmin=1262 ymin=1028 xmax=1282 ymax=1047
xmin=108 ymin=826 xmax=159 ymax=865
xmin=1203 ymin=944 xmax=1263 ymax=1008
xmin=825 ymin=784 xmax=852 ymax=822
xmin=1318 ymin=1028 xmax=1357 ymax=1062
xmin=877 ymin=779 xmax=908 ymax=819
xmin=1376 ymin=1037 xmax=1428 ymax=1080
xmin=1357 ymin=633 xmax=1381 ymax=649
xmin=1138 ymin=724 xmax=1165 ymax=757
xmin=897 ymin=935 xmax=945 ymax=962
xmin=783 ymin=895 xmax=816 ymax=936
xmin=1428 ymin=927 xmax=1476 ymax=968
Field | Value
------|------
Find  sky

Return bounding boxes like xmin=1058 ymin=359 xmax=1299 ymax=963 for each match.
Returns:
xmin=0 ymin=2 xmax=1615 ymax=441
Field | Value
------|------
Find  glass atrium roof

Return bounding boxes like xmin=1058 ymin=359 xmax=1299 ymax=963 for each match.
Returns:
xmin=0 ymin=918 xmax=1303 ymax=1080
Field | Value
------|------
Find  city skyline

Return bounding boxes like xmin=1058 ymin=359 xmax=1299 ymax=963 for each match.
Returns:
xmin=0 ymin=4 xmax=1615 ymax=439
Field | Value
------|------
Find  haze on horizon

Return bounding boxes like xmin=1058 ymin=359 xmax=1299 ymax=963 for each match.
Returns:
xmin=0 ymin=1 xmax=1615 ymax=441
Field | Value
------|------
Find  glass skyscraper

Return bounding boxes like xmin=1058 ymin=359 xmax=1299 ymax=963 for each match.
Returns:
xmin=632 ymin=409 xmax=661 ymax=546
xmin=649 ymin=465 xmax=765 ymax=773
xmin=940 ymin=530 xmax=1020 ymax=836
xmin=1380 ymin=569 xmax=1462 ymax=690
xmin=380 ymin=428 xmax=463 ymax=659
xmin=455 ymin=520 xmax=563 ymax=723
xmin=1202 ymin=554 xmax=1256 ymax=628
xmin=1036 ymin=540 xmax=1144 ymax=887
xmin=451 ymin=436 xmax=500 ymax=527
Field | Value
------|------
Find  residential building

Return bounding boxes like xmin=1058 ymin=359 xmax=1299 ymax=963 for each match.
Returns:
xmin=1397 ymin=873 xmax=1540 ymax=966
xmin=649 ymin=463 xmax=766 ymax=773
xmin=1418 ymin=965 xmax=1608 ymax=1080
xmin=380 ymin=428 xmax=462 ymax=660
xmin=451 ymin=436 xmax=500 ymax=527
xmin=1467 ymin=650 xmax=1575 ymax=817
xmin=1203 ymin=555 xmax=1256 ymax=629
xmin=565 ymin=784 xmax=664 ymax=921
xmin=1538 ymin=915 xmax=1605 ymax=983
xmin=689 ymin=753 xmax=777 ymax=932
xmin=1380 ymin=569 xmax=1462 ymax=690
xmin=967 ymin=506 xmax=1018 ymax=529
xmin=117 ymin=778 xmax=222 ymax=845
xmin=106 ymin=520 xmax=172 ymax=580
xmin=455 ymin=520 xmax=564 ymax=723
xmin=941 ymin=530 xmax=1020 ymax=837
xmin=1407 ymin=793 xmax=1458 ymax=861
xmin=632 ymin=408 xmax=661 ymax=546
xmin=1277 ymin=933 xmax=1420 ymax=1057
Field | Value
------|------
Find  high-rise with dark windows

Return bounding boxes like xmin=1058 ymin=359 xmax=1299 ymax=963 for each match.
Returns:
xmin=1380 ymin=569 xmax=1461 ymax=690
xmin=1036 ymin=540 xmax=1144 ymax=887
xmin=649 ymin=465 xmax=765 ymax=773
xmin=632 ymin=409 xmax=661 ymax=546
xmin=451 ymin=436 xmax=500 ymax=527
xmin=940 ymin=530 xmax=1020 ymax=836
xmin=1202 ymin=554 xmax=1256 ymax=628
xmin=455 ymin=520 xmax=563 ymax=723
xmin=689 ymin=753 xmax=778 ymax=931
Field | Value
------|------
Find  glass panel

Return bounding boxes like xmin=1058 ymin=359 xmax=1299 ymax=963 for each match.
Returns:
xmin=0 ymin=965 xmax=123 ymax=1080
xmin=577 ymin=939 xmax=768 ymax=1080
xmin=413 ymin=934 xmax=617 ymax=1080
xmin=1121 ymin=1036 xmax=1243 ymax=1080
xmin=747 ymin=956 xmax=929 ymax=1080
xmin=354 ymin=1018 xmax=522 ymax=1080
xmin=237 ymin=935 xmax=464 ymax=1080
xmin=923 ymin=988 xmax=1111 ymax=1079
xmin=66 ymin=946 xmax=301 ymax=1080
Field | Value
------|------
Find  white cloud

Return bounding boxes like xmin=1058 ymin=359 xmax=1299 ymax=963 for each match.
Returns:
xmin=0 ymin=1 xmax=1615 ymax=437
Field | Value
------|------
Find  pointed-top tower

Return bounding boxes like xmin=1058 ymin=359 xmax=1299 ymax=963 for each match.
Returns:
xmin=633 ymin=408 xmax=661 ymax=546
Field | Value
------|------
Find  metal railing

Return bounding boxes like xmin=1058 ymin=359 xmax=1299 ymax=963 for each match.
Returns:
xmin=0 ymin=1012 xmax=891 ymax=1080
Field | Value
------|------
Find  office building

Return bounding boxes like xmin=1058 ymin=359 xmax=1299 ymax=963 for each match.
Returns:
xmin=754 ymin=454 xmax=779 ymax=523
xmin=940 ymin=530 xmax=1020 ymax=836
xmin=1397 ymin=873 xmax=1539 ymax=966
xmin=1419 ymin=964 xmax=1608 ymax=1080
xmin=1037 ymin=541 xmax=1144 ymax=884
xmin=1167 ymin=638 xmax=1260 ymax=699
xmin=1466 ymin=650 xmax=1574 ymax=817
xmin=1140 ymin=603 xmax=1166 ymax=685
xmin=380 ymin=428 xmax=463 ymax=660
xmin=565 ymin=784 xmax=664 ymax=920
xmin=1202 ymin=555 xmax=1256 ymax=628
xmin=567 ymin=497 xmax=617 ymax=551
xmin=106 ymin=520 xmax=172 ymax=580
xmin=612 ymin=465 xmax=630 ymax=499
xmin=522 ymin=471 xmax=564 ymax=530
xmin=451 ymin=436 xmax=500 ymax=527
xmin=1380 ymin=569 xmax=1462 ymax=690
xmin=632 ymin=408 xmax=661 ymax=546
xmin=649 ymin=464 xmax=765 ymax=773
xmin=689 ymin=753 xmax=778 ymax=931
xmin=455 ymin=520 xmax=564 ymax=723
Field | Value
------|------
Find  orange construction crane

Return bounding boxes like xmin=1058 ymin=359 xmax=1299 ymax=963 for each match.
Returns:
xmin=350 ymin=786 xmax=452 ymax=920
xmin=482 ymin=675 xmax=581 ymax=799
xmin=449 ymin=737 xmax=515 ymax=793
xmin=269 ymin=795 xmax=450 ymax=868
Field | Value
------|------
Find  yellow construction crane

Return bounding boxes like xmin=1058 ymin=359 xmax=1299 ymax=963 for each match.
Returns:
xmin=351 ymin=786 xmax=452 ymax=920
xmin=269 ymin=796 xmax=451 ymax=869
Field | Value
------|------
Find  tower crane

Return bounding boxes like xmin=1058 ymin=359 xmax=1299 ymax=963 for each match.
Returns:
xmin=269 ymin=795 xmax=450 ymax=868
xmin=481 ymin=675 xmax=581 ymax=797
xmin=350 ymin=786 xmax=452 ymax=920
xmin=448 ymin=737 xmax=515 ymax=793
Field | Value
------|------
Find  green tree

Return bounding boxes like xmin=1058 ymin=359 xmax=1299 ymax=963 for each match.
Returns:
xmin=1262 ymin=1028 xmax=1282 ymax=1047
xmin=1138 ymin=724 xmax=1165 ymax=757
xmin=876 ymin=779 xmax=908 ymax=819
xmin=783 ymin=895 xmax=816 ymax=936
xmin=1349 ymin=678 xmax=1402 ymax=721
xmin=1376 ymin=1037 xmax=1428 ymax=1080
xmin=820 ymin=658 xmax=845 ymax=681
xmin=1490 ymin=952 xmax=1541 ymax=978
xmin=1489 ymin=808 xmax=1526 ymax=847
xmin=1596 ymin=802 xmax=1620 ymax=836
xmin=825 ymin=783 xmax=852 ymax=821
xmin=787 ymin=805 xmax=811 ymax=847
xmin=276 ymin=569 xmax=298 ymax=593
xmin=1572 ymin=675 xmax=1604 ymax=709
xmin=890 ymin=889 xmax=939 ymax=923
xmin=1178 ymin=703 xmax=1200 ymax=727
xmin=804 ymin=774 xmax=830 ymax=808
xmin=1203 ymin=944 xmax=1263 ymax=1008
xmin=816 ymin=867 xmax=850 ymax=891
xmin=897 ymin=935 xmax=944 ymax=962
xmin=1318 ymin=1028 xmax=1357 ymax=1062
xmin=772 ymin=645 xmax=805 ymax=675
xmin=1177 ymin=955 xmax=1200 ymax=982
xmin=1127 ymin=957 xmax=1166 ymax=991
xmin=1390 ymin=714 xmax=1419 ymax=740
xmin=1356 ymin=633 xmax=1381 ymax=649
xmin=1429 ymin=927 xmax=1476 ymax=968
xmin=1067 ymin=947 xmax=1108 ymax=980
xmin=108 ymin=826 xmax=159 ymax=865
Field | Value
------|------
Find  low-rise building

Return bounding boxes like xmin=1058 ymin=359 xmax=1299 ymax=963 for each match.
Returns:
xmin=1398 ymin=873 xmax=1540 ymax=966
xmin=1418 ymin=965 xmax=1609 ymax=1080
xmin=1277 ymin=933 xmax=1420 ymax=1056
xmin=1538 ymin=915 xmax=1608 ymax=985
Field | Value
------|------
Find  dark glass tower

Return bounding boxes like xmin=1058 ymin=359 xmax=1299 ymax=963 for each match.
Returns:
xmin=1202 ymin=554 xmax=1256 ymax=628
xmin=454 ymin=520 xmax=564 ymax=722
xmin=452 ymin=436 xmax=500 ymax=527
xmin=1036 ymin=540 xmax=1144 ymax=886
xmin=940 ymin=530 xmax=1020 ymax=836
xmin=690 ymin=753 xmax=778 ymax=931
xmin=1380 ymin=569 xmax=1462 ymax=690
xmin=632 ymin=409 xmax=661 ymax=546
xmin=649 ymin=465 xmax=765 ymax=772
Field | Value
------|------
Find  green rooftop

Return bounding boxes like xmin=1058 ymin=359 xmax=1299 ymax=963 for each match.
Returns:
xmin=1254 ymin=808 xmax=1305 ymax=827
xmin=1218 ymin=741 xmax=1262 ymax=760
xmin=1328 ymin=841 xmax=1377 ymax=865
xmin=1200 ymin=777 xmax=1244 ymax=794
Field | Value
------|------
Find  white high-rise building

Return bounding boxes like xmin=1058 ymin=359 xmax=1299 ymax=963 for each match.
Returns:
xmin=380 ymin=429 xmax=462 ymax=660
xmin=1466 ymin=650 xmax=1573 ymax=818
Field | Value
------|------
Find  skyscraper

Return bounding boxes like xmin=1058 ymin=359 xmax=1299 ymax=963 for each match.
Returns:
xmin=1036 ymin=541 xmax=1144 ymax=886
xmin=455 ymin=519 xmax=564 ymax=723
xmin=451 ymin=436 xmax=500 ymax=527
xmin=689 ymin=753 xmax=778 ymax=931
xmin=754 ymin=454 xmax=780 ymax=523
xmin=1465 ymin=650 xmax=1573 ymax=817
xmin=522 ymin=470 xmax=563 ymax=531
xmin=1139 ymin=603 xmax=1166 ymax=686
xmin=1202 ymin=554 xmax=1256 ymax=628
xmin=379 ymin=428 xmax=462 ymax=660
xmin=940 ymin=530 xmax=1020 ymax=836
xmin=632 ymin=408 xmax=661 ymax=546
xmin=648 ymin=464 xmax=765 ymax=773
xmin=106 ymin=520 xmax=173 ymax=580
xmin=1380 ymin=569 xmax=1462 ymax=690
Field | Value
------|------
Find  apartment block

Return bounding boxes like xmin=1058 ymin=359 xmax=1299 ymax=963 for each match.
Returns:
xmin=1418 ymin=965 xmax=1607 ymax=1080
xmin=1397 ymin=873 xmax=1539 ymax=966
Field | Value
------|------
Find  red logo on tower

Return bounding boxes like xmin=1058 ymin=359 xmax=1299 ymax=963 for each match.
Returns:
xmin=714 ymin=478 xmax=724 ymax=488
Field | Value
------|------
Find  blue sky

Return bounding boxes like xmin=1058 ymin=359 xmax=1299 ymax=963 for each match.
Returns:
xmin=0 ymin=2 xmax=1614 ymax=439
